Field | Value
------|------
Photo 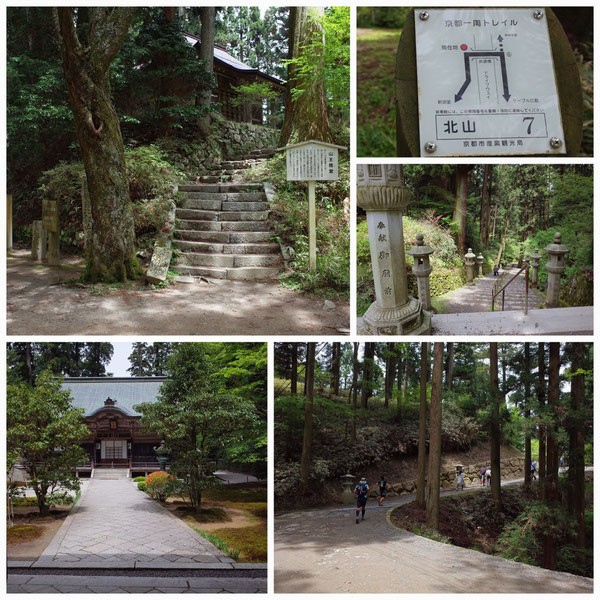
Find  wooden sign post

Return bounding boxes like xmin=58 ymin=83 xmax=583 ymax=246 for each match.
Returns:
xmin=278 ymin=140 xmax=346 ymax=270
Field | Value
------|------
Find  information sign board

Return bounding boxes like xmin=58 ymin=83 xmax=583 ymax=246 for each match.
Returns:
xmin=42 ymin=200 xmax=59 ymax=232
xmin=285 ymin=142 xmax=339 ymax=181
xmin=415 ymin=8 xmax=566 ymax=156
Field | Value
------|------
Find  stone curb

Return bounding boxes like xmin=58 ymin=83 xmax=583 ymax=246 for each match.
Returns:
xmin=9 ymin=561 xmax=267 ymax=572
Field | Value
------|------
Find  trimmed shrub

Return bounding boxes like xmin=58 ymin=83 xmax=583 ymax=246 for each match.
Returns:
xmin=145 ymin=471 xmax=176 ymax=502
xmin=137 ymin=481 xmax=147 ymax=492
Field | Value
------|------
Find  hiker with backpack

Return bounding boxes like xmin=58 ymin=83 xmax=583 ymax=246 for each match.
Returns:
xmin=378 ymin=475 xmax=388 ymax=506
xmin=531 ymin=460 xmax=537 ymax=481
xmin=354 ymin=477 xmax=369 ymax=523
xmin=456 ymin=467 xmax=465 ymax=491
xmin=480 ymin=465 xmax=487 ymax=487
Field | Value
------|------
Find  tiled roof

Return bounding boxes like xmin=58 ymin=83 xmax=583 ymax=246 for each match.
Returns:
xmin=61 ymin=377 xmax=167 ymax=417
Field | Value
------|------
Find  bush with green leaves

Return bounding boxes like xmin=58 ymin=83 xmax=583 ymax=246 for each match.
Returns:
xmin=137 ymin=481 xmax=147 ymax=492
xmin=145 ymin=471 xmax=177 ymax=502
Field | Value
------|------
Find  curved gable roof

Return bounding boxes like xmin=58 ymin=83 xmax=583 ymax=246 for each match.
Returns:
xmin=61 ymin=377 xmax=168 ymax=417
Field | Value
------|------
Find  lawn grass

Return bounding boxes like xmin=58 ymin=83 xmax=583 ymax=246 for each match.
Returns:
xmin=357 ymin=28 xmax=403 ymax=157
xmin=7 ymin=524 xmax=44 ymax=545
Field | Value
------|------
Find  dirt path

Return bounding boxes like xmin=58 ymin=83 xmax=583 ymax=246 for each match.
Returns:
xmin=275 ymin=479 xmax=593 ymax=593
xmin=7 ymin=252 xmax=349 ymax=335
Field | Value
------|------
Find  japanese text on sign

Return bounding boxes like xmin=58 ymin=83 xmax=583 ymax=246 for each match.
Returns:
xmin=286 ymin=144 xmax=338 ymax=181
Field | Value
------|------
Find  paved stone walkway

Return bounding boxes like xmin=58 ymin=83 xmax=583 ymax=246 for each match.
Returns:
xmin=34 ymin=479 xmax=233 ymax=568
xmin=436 ymin=266 xmax=544 ymax=314
xmin=275 ymin=476 xmax=593 ymax=593
xmin=7 ymin=573 xmax=266 ymax=593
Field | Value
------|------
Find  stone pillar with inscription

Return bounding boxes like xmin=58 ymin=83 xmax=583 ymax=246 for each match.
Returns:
xmin=357 ymin=164 xmax=431 ymax=335
xmin=464 ymin=248 xmax=476 ymax=285
xmin=529 ymin=250 xmax=542 ymax=288
xmin=476 ymin=253 xmax=484 ymax=277
xmin=31 ymin=220 xmax=45 ymax=262
xmin=544 ymin=232 xmax=568 ymax=308
xmin=407 ymin=233 xmax=433 ymax=311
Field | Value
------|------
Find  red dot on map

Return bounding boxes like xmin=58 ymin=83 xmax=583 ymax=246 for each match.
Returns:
xmin=460 ymin=44 xmax=468 ymax=51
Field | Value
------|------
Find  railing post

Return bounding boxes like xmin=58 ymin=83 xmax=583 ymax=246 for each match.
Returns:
xmin=502 ymin=289 xmax=505 ymax=311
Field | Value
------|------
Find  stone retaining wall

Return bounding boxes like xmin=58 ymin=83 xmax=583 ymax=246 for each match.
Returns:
xmin=371 ymin=457 xmax=526 ymax=498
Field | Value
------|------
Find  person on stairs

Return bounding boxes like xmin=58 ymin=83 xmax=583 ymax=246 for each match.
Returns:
xmin=354 ymin=477 xmax=369 ymax=524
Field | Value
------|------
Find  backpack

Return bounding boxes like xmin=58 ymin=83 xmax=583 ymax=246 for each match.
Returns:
xmin=357 ymin=483 xmax=368 ymax=499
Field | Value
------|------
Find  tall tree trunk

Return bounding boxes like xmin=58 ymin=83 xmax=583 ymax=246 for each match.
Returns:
xmin=524 ymin=343 xmax=532 ymax=488
xmin=453 ymin=166 xmax=469 ymax=255
xmin=300 ymin=342 xmax=316 ymax=488
xmin=542 ymin=342 xmax=560 ymax=570
xmin=198 ymin=7 xmax=216 ymax=132
xmin=290 ymin=343 xmax=298 ymax=394
xmin=330 ymin=342 xmax=341 ymax=397
xmin=425 ymin=343 xmax=444 ymax=530
xmin=489 ymin=343 xmax=502 ymax=512
xmin=396 ymin=355 xmax=404 ymax=419
xmin=568 ymin=343 xmax=586 ymax=566
xmin=484 ymin=169 xmax=493 ymax=248
xmin=361 ymin=343 xmax=375 ymax=409
xmin=416 ymin=342 xmax=430 ymax=509
xmin=350 ymin=343 xmax=359 ymax=442
xmin=446 ymin=342 xmax=454 ymax=391
xmin=384 ymin=343 xmax=395 ymax=408
xmin=491 ymin=204 xmax=498 ymax=241
xmin=280 ymin=7 xmax=333 ymax=145
xmin=538 ymin=342 xmax=546 ymax=497
xmin=479 ymin=165 xmax=489 ymax=246
xmin=54 ymin=8 xmax=139 ymax=283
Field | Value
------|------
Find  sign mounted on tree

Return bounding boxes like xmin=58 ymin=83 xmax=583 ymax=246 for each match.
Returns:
xmin=278 ymin=140 xmax=347 ymax=270
xmin=395 ymin=8 xmax=583 ymax=156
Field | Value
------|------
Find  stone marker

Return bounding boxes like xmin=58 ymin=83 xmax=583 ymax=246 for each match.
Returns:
xmin=146 ymin=244 xmax=173 ymax=284
xmin=529 ymin=250 xmax=542 ymax=288
xmin=476 ymin=253 xmax=484 ymax=277
xmin=31 ymin=220 xmax=44 ymax=261
xmin=544 ymin=232 xmax=568 ymax=308
xmin=357 ymin=164 xmax=431 ymax=335
xmin=342 ymin=474 xmax=355 ymax=504
xmin=42 ymin=200 xmax=60 ymax=266
xmin=407 ymin=233 xmax=433 ymax=311
xmin=464 ymin=248 xmax=476 ymax=285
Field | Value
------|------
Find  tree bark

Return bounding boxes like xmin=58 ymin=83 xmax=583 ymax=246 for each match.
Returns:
xmin=198 ymin=7 xmax=215 ymax=132
xmin=568 ymin=343 xmax=586 ymax=565
xmin=446 ymin=342 xmax=454 ymax=391
xmin=425 ymin=343 xmax=444 ymax=530
xmin=300 ymin=342 xmax=316 ymax=488
xmin=290 ymin=343 xmax=298 ymax=394
xmin=523 ymin=342 xmax=532 ymax=488
xmin=279 ymin=7 xmax=333 ymax=145
xmin=542 ymin=342 xmax=560 ymax=570
xmin=453 ymin=165 xmax=469 ymax=255
xmin=330 ymin=342 xmax=341 ymax=397
xmin=54 ymin=8 xmax=139 ymax=283
xmin=350 ymin=343 xmax=359 ymax=443
xmin=361 ymin=343 xmax=375 ymax=409
xmin=489 ymin=343 xmax=502 ymax=512
xmin=416 ymin=342 xmax=430 ymax=509
xmin=538 ymin=342 xmax=546 ymax=498
xmin=479 ymin=165 xmax=489 ymax=247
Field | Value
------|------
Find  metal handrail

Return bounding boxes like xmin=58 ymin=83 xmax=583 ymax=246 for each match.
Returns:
xmin=491 ymin=261 xmax=530 ymax=314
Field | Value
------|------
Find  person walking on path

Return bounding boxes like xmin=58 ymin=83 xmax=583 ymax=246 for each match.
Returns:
xmin=456 ymin=468 xmax=465 ymax=491
xmin=486 ymin=467 xmax=492 ymax=487
xmin=493 ymin=265 xmax=499 ymax=277
xmin=531 ymin=460 xmax=537 ymax=480
xmin=378 ymin=475 xmax=388 ymax=506
xmin=354 ymin=477 xmax=369 ymax=524
xmin=480 ymin=465 xmax=487 ymax=487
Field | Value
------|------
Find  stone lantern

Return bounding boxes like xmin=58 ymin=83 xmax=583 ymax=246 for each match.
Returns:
xmin=544 ymin=232 xmax=569 ymax=308
xmin=476 ymin=253 xmax=484 ymax=278
xmin=342 ymin=473 xmax=355 ymax=504
xmin=529 ymin=250 xmax=542 ymax=288
xmin=407 ymin=233 xmax=433 ymax=311
xmin=357 ymin=164 xmax=431 ymax=335
xmin=464 ymin=248 xmax=476 ymax=285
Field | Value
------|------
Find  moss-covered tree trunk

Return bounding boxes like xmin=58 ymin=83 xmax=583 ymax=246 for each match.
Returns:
xmin=416 ymin=342 xmax=429 ymax=509
xmin=54 ymin=8 xmax=139 ymax=283
xmin=280 ymin=7 xmax=333 ymax=145
xmin=489 ymin=342 xmax=502 ymax=512
xmin=538 ymin=342 xmax=547 ymax=499
xmin=300 ymin=342 xmax=316 ymax=488
xmin=523 ymin=342 xmax=532 ymax=488
xmin=453 ymin=165 xmax=469 ymax=255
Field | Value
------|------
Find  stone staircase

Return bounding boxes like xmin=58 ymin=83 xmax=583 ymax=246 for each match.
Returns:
xmin=92 ymin=467 xmax=130 ymax=480
xmin=174 ymin=181 xmax=283 ymax=280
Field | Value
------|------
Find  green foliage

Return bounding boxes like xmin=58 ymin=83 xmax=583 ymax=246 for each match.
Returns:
xmin=191 ymin=527 xmax=241 ymax=560
xmin=7 ymin=370 xmax=90 ymax=515
xmin=145 ymin=471 xmax=177 ymax=502
xmin=357 ymin=7 xmax=411 ymax=28
xmin=137 ymin=481 xmax=147 ymax=492
xmin=133 ymin=476 xmax=146 ymax=482
xmin=229 ymin=82 xmax=280 ymax=107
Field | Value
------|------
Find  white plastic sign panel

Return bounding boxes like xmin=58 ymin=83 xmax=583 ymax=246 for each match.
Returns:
xmin=286 ymin=144 xmax=338 ymax=181
xmin=415 ymin=8 xmax=566 ymax=156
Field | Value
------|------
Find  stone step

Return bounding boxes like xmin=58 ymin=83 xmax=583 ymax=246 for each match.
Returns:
xmin=176 ymin=264 xmax=281 ymax=280
xmin=173 ymin=240 xmax=280 ymax=255
xmin=175 ymin=208 xmax=268 ymax=222
xmin=176 ymin=220 xmax=271 ymax=232
xmin=181 ymin=199 xmax=268 ymax=212
xmin=180 ymin=191 xmax=265 ymax=202
xmin=175 ymin=229 xmax=274 ymax=243
xmin=178 ymin=252 xmax=282 ymax=268
xmin=179 ymin=183 xmax=263 ymax=193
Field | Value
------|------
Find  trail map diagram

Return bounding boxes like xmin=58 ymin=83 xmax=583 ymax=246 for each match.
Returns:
xmin=415 ymin=9 xmax=566 ymax=156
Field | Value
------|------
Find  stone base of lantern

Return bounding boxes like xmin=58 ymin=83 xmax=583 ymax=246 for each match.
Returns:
xmin=358 ymin=296 xmax=431 ymax=335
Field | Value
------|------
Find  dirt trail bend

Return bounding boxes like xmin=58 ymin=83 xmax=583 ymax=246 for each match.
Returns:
xmin=275 ymin=480 xmax=593 ymax=593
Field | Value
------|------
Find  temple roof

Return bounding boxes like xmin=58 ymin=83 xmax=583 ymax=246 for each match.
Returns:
xmin=61 ymin=377 xmax=167 ymax=417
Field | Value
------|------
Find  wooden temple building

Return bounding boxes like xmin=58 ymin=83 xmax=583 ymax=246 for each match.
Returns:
xmin=62 ymin=377 xmax=168 ymax=477
xmin=184 ymin=33 xmax=285 ymax=124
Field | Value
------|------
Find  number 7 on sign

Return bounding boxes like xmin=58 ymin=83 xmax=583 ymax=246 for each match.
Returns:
xmin=523 ymin=117 xmax=534 ymax=135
